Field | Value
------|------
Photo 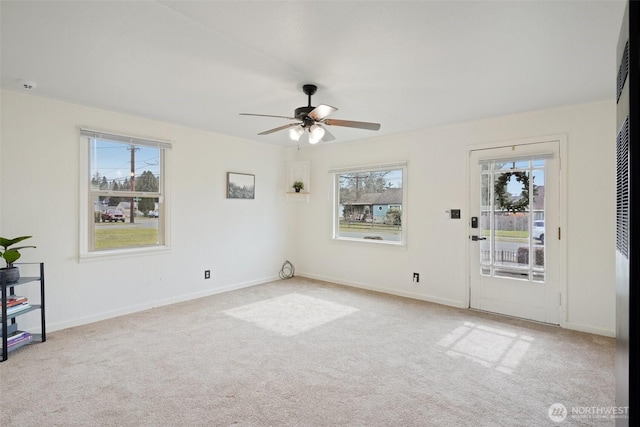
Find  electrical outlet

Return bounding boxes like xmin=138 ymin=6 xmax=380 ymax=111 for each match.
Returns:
xmin=204 ymin=270 xmax=211 ymax=279
xmin=413 ymin=272 xmax=419 ymax=283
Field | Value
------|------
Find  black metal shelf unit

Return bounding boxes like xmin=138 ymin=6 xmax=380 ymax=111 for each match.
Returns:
xmin=1 ymin=262 xmax=46 ymax=361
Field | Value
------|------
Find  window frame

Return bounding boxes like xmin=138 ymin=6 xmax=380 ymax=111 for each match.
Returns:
xmin=79 ymin=128 xmax=172 ymax=260
xmin=330 ymin=161 xmax=408 ymax=246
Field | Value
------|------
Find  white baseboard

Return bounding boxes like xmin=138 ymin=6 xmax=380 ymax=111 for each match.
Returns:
xmin=563 ymin=321 xmax=615 ymax=338
xmin=299 ymin=272 xmax=616 ymax=338
xmin=47 ymin=275 xmax=279 ymax=333
xmin=47 ymin=273 xmax=616 ymax=339
xmin=298 ymin=272 xmax=467 ymax=309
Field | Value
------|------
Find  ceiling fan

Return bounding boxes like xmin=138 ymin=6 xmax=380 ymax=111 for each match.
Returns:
xmin=239 ymin=84 xmax=381 ymax=144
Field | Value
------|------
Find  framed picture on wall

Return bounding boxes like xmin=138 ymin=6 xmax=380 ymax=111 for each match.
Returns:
xmin=227 ymin=172 xmax=255 ymax=199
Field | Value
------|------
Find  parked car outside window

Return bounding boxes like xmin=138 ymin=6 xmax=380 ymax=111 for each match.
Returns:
xmin=532 ymin=220 xmax=545 ymax=244
xmin=101 ymin=209 xmax=125 ymax=222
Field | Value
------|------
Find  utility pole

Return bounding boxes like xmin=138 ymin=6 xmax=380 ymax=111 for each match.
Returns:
xmin=129 ymin=145 xmax=139 ymax=223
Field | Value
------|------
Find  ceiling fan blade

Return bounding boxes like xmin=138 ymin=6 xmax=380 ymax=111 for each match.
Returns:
xmin=240 ymin=113 xmax=296 ymax=120
xmin=308 ymin=104 xmax=338 ymax=121
xmin=319 ymin=125 xmax=335 ymax=142
xmin=323 ymin=119 xmax=381 ymax=131
xmin=257 ymin=122 xmax=301 ymax=135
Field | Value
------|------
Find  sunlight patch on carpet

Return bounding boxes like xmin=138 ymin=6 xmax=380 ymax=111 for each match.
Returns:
xmin=436 ymin=321 xmax=534 ymax=374
xmin=223 ymin=293 xmax=359 ymax=337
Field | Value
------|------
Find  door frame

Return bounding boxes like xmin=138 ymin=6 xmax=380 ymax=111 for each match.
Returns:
xmin=465 ymin=134 xmax=568 ymax=327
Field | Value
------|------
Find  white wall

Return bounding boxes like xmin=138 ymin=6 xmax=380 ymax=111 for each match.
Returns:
xmin=290 ymin=100 xmax=616 ymax=337
xmin=1 ymin=90 xmax=290 ymax=331
xmin=1 ymin=91 xmax=616 ymax=337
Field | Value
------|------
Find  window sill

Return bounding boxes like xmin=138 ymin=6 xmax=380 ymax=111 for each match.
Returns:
xmin=79 ymin=245 xmax=171 ymax=263
xmin=333 ymin=236 xmax=406 ymax=247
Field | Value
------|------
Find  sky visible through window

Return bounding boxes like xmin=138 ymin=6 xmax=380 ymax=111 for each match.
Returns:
xmin=385 ymin=170 xmax=402 ymax=188
xmin=90 ymin=139 xmax=160 ymax=186
xmin=504 ymin=169 xmax=544 ymax=197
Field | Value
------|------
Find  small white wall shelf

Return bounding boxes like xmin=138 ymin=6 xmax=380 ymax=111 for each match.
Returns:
xmin=286 ymin=192 xmax=311 ymax=202
xmin=286 ymin=160 xmax=310 ymax=202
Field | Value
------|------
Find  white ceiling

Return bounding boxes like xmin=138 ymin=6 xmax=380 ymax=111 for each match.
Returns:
xmin=0 ymin=1 xmax=626 ymax=146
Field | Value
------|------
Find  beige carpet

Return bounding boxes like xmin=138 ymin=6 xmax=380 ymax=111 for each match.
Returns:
xmin=0 ymin=277 xmax=615 ymax=426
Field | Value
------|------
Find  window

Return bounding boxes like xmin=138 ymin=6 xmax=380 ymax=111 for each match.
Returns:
xmin=331 ymin=162 xmax=407 ymax=244
xmin=80 ymin=128 xmax=171 ymax=256
xmin=478 ymin=156 xmax=547 ymax=281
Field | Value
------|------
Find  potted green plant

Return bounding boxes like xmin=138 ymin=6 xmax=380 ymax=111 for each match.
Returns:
xmin=0 ymin=236 xmax=36 ymax=283
xmin=292 ymin=181 xmax=304 ymax=193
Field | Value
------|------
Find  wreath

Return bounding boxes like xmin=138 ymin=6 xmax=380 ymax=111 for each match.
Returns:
xmin=494 ymin=172 xmax=530 ymax=212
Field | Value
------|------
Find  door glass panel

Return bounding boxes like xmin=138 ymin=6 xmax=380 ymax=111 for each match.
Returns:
xmin=480 ymin=173 xmax=491 ymax=275
xmin=531 ymin=168 xmax=545 ymax=282
xmin=479 ymin=157 xmax=546 ymax=282
xmin=495 ymin=160 xmax=530 ymax=170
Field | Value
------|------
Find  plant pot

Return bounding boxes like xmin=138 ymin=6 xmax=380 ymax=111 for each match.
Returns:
xmin=0 ymin=266 xmax=20 ymax=283
xmin=295 ymin=188 xmax=301 ymax=193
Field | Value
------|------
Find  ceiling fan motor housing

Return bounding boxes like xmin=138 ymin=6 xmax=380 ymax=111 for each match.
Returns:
xmin=295 ymin=106 xmax=316 ymax=126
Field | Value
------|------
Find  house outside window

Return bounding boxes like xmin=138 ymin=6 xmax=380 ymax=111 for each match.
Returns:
xmin=332 ymin=162 xmax=407 ymax=244
xmin=80 ymin=128 xmax=171 ymax=256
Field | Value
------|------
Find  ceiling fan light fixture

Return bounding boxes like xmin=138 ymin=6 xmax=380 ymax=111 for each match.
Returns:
xmin=308 ymin=134 xmax=321 ymax=144
xmin=289 ymin=125 xmax=304 ymax=141
xmin=308 ymin=124 xmax=325 ymax=144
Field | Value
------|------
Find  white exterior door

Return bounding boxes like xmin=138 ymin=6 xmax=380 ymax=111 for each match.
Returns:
xmin=469 ymin=141 xmax=561 ymax=324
